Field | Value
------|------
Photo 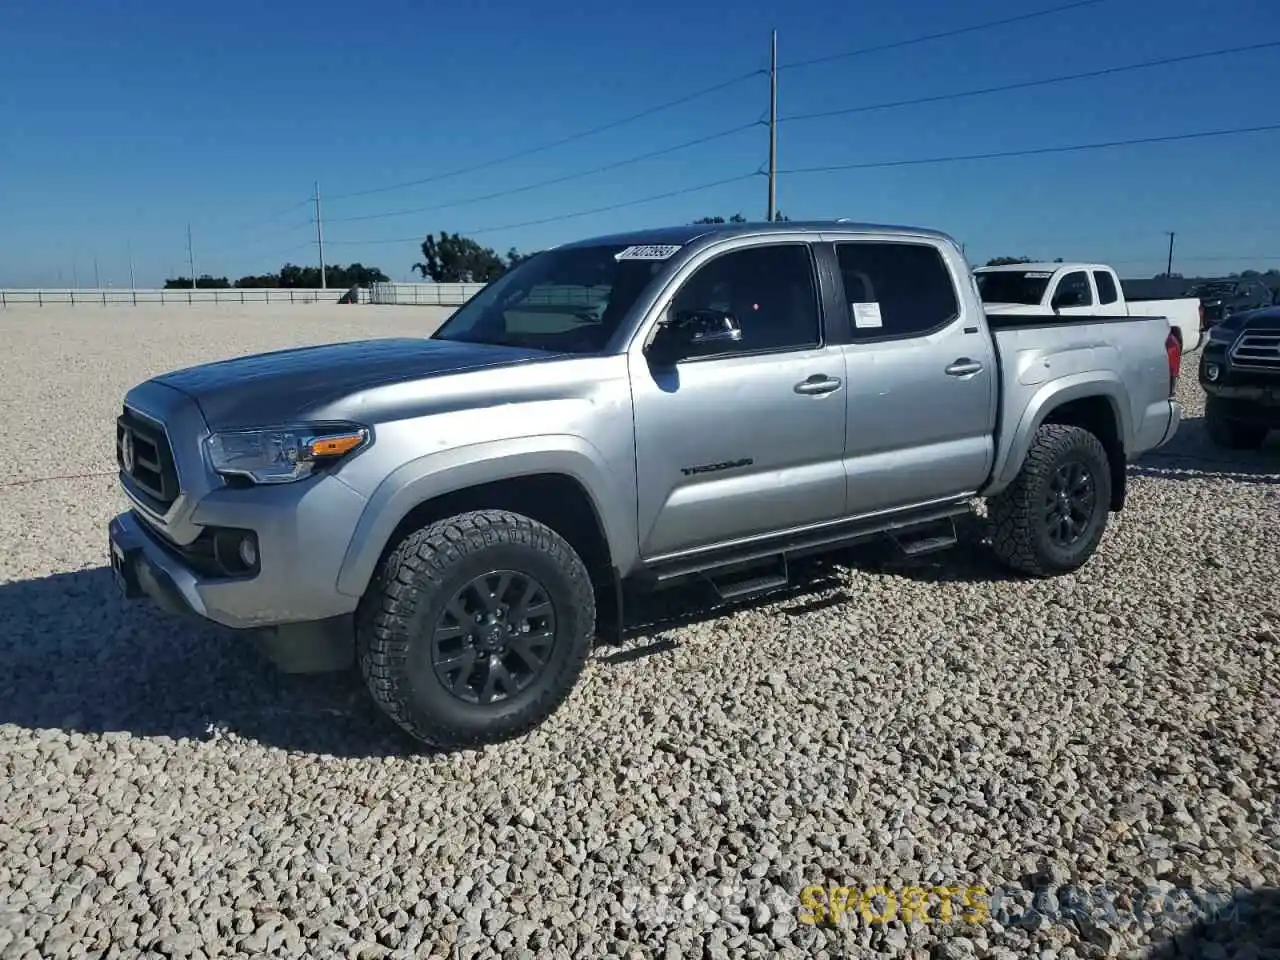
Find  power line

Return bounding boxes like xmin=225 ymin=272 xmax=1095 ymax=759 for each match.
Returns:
xmin=326 ymin=122 xmax=759 ymax=224
xmin=780 ymin=0 xmax=1105 ymax=71
xmin=322 ymin=5 xmax=1103 ymax=207
xmin=780 ymin=122 xmax=1280 ymax=175
xmin=325 ymin=73 xmax=764 ymax=203
xmin=782 ymin=40 xmax=1280 ymax=124
xmin=324 ymin=173 xmax=757 ymax=245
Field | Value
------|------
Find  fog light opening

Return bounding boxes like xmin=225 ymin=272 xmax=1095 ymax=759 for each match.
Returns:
xmin=238 ymin=536 xmax=258 ymax=569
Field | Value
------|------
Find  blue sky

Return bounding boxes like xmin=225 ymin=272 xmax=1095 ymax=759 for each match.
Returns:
xmin=3 ymin=0 xmax=1279 ymax=286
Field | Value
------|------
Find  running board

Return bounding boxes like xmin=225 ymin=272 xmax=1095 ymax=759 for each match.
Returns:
xmin=890 ymin=517 xmax=959 ymax=557
xmin=641 ymin=500 xmax=973 ymax=589
xmin=705 ymin=556 xmax=790 ymax=601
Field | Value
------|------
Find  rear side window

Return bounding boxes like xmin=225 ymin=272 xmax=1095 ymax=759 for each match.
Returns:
xmin=1093 ymin=270 xmax=1119 ymax=305
xmin=835 ymin=242 xmax=959 ymax=340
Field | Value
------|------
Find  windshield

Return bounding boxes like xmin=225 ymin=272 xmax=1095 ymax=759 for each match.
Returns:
xmin=1189 ymin=282 xmax=1237 ymax=297
xmin=974 ymin=270 xmax=1054 ymax=305
xmin=431 ymin=244 xmax=671 ymax=353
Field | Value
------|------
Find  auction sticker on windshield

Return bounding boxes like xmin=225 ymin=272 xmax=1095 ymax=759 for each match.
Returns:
xmin=615 ymin=244 xmax=682 ymax=261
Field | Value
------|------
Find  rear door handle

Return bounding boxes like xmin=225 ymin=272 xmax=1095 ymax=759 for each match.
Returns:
xmin=794 ymin=374 xmax=843 ymax=395
xmin=945 ymin=358 xmax=984 ymax=377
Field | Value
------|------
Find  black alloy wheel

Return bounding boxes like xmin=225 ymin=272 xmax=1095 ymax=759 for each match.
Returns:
xmin=432 ymin=570 xmax=557 ymax=705
xmin=1043 ymin=460 xmax=1096 ymax=549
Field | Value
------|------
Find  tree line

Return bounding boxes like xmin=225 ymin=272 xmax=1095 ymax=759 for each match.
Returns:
xmin=164 ymin=263 xmax=389 ymax=290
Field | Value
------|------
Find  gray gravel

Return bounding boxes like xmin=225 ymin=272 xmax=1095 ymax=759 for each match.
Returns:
xmin=1 ymin=307 xmax=1278 ymax=960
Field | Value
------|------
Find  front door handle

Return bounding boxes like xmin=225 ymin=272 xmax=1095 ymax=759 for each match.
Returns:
xmin=945 ymin=358 xmax=984 ymax=377
xmin=794 ymin=374 xmax=843 ymax=396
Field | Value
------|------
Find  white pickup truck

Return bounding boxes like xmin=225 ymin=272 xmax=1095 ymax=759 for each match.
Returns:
xmin=974 ymin=262 xmax=1203 ymax=352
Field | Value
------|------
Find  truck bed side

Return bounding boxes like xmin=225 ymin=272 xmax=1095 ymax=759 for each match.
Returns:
xmin=982 ymin=312 xmax=1179 ymax=499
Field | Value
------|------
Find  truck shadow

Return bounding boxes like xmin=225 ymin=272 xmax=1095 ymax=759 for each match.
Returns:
xmin=0 ymin=567 xmax=409 ymax=757
xmin=1132 ymin=411 xmax=1280 ymax=484
xmin=0 ymin=538 xmax=1017 ymax=756
xmin=1144 ymin=885 xmax=1280 ymax=958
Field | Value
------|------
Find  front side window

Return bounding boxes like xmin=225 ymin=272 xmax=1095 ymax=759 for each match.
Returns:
xmin=669 ymin=243 xmax=821 ymax=354
xmin=432 ymin=244 xmax=668 ymax=353
xmin=1054 ymin=271 xmax=1094 ymax=308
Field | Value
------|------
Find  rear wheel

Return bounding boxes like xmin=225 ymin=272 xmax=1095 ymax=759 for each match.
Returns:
xmin=357 ymin=509 xmax=596 ymax=749
xmin=1205 ymin=396 xmax=1269 ymax=450
xmin=988 ymin=424 xmax=1113 ymax=577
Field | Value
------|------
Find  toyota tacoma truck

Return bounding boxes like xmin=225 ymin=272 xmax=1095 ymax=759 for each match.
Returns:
xmin=109 ymin=221 xmax=1183 ymax=748
xmin=1198 ymin=304 xmax=1280 ymax=448
xmin=974 ymin=261 xmax=1203 ymax=352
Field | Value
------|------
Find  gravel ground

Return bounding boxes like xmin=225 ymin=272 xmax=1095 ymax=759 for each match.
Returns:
xmin=1 ymin=308 xmax=1277 ymax=960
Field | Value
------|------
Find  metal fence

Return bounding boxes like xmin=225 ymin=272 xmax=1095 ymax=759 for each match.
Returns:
xmin=367 ymin=282 xmax=487 ymax=306
xmin=0 ymin=287 xmax=369 ymax=306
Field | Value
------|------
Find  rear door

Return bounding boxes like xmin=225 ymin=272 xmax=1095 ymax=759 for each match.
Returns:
xmin=629 ymin=239 xmax=849 ymax=560
xmin=831 ymin=238 xmax=997 ymax=515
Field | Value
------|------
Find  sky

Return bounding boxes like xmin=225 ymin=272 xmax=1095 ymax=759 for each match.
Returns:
xmin=2 ymin=0 xmax=1279 ymax=287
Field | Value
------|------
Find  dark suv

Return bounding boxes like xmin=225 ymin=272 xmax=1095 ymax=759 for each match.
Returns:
xmin=1190 ymin=278 xmax=1275 ymax=331
xmin=1199 ymin=306 xmax=1280 ymax=448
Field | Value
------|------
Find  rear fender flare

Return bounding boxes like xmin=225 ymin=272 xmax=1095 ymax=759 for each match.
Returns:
xmin=987 ymin=373 xmax=1131 ymax=496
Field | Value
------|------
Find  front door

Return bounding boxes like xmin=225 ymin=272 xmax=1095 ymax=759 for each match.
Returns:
xmin=1050 ymin=269 xmax=1098 ymax=317
xmin=630 ymin=240 xmax=848 ymax=560
xmin=832 ymin=238 xmax=997 ymax=515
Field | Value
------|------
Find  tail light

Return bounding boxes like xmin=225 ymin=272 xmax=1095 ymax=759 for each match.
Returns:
xmin=1198 ymin=302 xmax=1205 ymax=331
xmin=1165 ymin=330 xmax=1181 ymax=397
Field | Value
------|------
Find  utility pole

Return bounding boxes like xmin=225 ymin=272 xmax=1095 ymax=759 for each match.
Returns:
xmin=314 ymin=180 xmax=327 ymax=289
xmin=187 ymin=223 xmax=197 ymax=288
xmin=767 ymin=29 xmax=778 ymax=222
xmin=128 ymin=241 xmax=137 ymax=305
xmin=93 ymin=256 xmax=100 ymax=289
xmin=1165 ymin=231 xmax=1176 ymax=276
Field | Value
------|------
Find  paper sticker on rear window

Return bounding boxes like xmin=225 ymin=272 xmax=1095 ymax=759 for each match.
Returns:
xmin=615 ymin=244 xmax=682 ymax=261
xmin=852 ymin=302 xmax=883 ymax=329
xmin=1024 ymin=271 xmax=1053 ymax=279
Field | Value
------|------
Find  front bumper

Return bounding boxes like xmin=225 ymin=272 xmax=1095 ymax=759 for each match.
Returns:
xmin=109 ymin=467 xmax=369 ymax=630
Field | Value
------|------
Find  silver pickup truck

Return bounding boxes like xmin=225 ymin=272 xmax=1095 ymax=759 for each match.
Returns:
xmin=109 ymin=220 xmax=1183 ymax=747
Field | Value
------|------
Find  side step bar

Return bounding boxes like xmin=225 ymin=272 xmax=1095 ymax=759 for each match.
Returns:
xmin=705 ymin=555 xmax=789 ymax=601
xmin=889 ymin=516 xmax=958 ymax=557
xmin=643 ymin=501 xmax=972 ymax=595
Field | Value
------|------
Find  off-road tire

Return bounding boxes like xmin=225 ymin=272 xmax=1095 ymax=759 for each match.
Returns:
xmin=988 ymin=423 xmax=1112 ymax=577
xmin=357 ymin=509 xmax=596 ymax=749
xmin=1204 ymin=396 xmax=1269 ymax=450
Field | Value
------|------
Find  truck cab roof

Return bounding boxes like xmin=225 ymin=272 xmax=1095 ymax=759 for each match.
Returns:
xmin=557 ymin=220 xmax=958 ymax=250
xmin=974 ymin=262 xmax=1113 ymax=274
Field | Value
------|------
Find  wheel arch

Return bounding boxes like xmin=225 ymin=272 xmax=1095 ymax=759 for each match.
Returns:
xmin=991 ymin=376 xmax=1131 ymax=511
xmin=336 ymin=440 xmax=633 ymax=602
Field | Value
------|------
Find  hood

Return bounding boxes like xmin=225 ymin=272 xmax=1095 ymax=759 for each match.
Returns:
xmin=1238 ymin=307 xmax=1280 ymax=331
xmin=154 ymin=337 xmax=556 ymax=429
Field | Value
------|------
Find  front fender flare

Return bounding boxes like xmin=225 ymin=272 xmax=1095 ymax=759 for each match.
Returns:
xmin=334 ymin=435 xmax=636 ymax=599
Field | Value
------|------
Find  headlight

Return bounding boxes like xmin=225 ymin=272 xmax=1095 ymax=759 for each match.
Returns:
xmin=1207 ymin=324 xmax=1240 ymax=345
xmin=205 ymin=424 xmax=369 ymax=484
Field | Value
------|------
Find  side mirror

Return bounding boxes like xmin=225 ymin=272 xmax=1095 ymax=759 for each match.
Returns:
xmin=647 ymin=308 xmax=743 ymax=363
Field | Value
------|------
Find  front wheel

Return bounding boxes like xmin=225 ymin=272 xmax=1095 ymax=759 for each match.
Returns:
xmin=357 ymin=509 xmax=596 ymax=749
xmin=1204 ymin=396 xmax=1269 ymax=450
xmin=988 ymin=424 xmax=1113 ymax=577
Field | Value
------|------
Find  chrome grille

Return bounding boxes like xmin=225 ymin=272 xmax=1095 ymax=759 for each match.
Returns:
xmin=1230 ymin=332 xmax=1280 ymax=370
xmin=116 ymin=407 xmax=179 ymax=507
